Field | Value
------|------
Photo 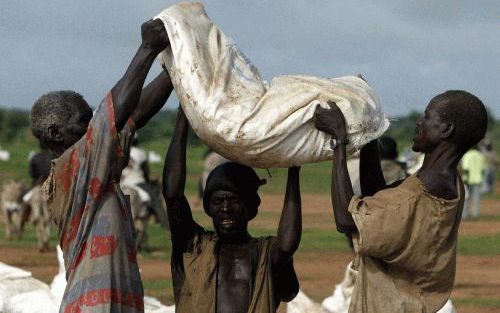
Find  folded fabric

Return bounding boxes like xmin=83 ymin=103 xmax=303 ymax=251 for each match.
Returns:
xmin=156 ymin=2 xmax=389 ymax=168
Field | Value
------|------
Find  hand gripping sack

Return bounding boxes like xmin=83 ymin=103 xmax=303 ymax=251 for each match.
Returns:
xmin=155 ymin=2 xmax=389 ymax=168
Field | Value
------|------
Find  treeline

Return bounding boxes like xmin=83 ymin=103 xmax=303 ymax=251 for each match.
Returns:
xmin=0 ymin=107 xmax=498 ymax=151
xmin=0 ymin=109 xmax=201 ymax=145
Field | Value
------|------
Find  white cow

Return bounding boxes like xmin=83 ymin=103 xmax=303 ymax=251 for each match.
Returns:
xmin=1 ymin=180 xmax=25 ymax=240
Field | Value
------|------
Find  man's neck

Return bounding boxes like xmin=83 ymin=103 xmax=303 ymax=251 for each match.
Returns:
xmin=420 ymin=143 xmax=463 ymax=174
xmin=417 ymin=143 xmax=463 ymax=199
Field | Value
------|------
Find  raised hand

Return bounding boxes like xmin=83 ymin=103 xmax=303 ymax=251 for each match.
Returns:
xmin=141 ymin=19 xmax=169 ymax=52
xmin=313 ymin=101 xmax=347 ymax=140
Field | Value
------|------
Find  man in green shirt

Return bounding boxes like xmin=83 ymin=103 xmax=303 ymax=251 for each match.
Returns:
xmin=461 ymin=146 xmax=486 ymax=220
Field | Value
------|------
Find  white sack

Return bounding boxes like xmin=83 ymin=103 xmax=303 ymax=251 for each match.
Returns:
xmin=3 ymin=290 xmax=58 ymax=313
xmin=0 ymin=262 xmax=51 ymax=312
xmin=155 ymin=2 xmax=389 ymax=168
xmin=287 ymin=290 xmax=328 ymax=313
xmin=321 ymin=261 xmax=356 ymax=313
xmin=144 ymin=296 xmax=176 ymax=313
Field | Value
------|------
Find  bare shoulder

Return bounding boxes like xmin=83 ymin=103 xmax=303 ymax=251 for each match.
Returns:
xmin=418 ymin=172 xmax=458 ymax=200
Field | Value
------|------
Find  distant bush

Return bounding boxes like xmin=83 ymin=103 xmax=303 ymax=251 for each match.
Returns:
xmin=0 ymin=109 xmax=30 ymax=142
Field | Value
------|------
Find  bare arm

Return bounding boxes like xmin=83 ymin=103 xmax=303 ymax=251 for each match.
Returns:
xmin=162 ymin=109 xmax=197 ymax=253
xmin=314 ymin=102 xmax=357 ymax=234
xmin=271 ymin=166 xmax=301 ymax=301
xmin=272 ymin=167 xmax=302 ymax=263
xmin=111 ymin=19 xmax=169 ymax=132
xmin=360 ymin=140 xmax=386 ymax=196
xmin=130 ymin=70 xmax=173 ymax=130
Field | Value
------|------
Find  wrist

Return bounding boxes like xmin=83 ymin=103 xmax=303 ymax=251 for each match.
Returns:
xmin=330 ymin=137 xmax=349 ymax=150
xmin=139 ymin=43 xmax=163 ymax=55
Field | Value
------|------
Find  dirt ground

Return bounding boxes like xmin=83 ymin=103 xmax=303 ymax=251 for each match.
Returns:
xmin=1 ymin=190 xmax=499 ymax=313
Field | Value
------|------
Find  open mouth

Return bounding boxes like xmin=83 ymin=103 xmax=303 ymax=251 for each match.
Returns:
xmin=221 ymin=219 xmax=236 ymax=226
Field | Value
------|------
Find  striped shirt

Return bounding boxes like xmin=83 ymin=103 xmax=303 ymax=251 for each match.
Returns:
xmin=43 ymin=93 xmax=144 ymax=313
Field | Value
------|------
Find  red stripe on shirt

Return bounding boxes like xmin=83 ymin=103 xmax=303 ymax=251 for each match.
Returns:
xmin=106 ymin=92 xmax=117 ymax=136
xmin=90 ymin=235 xmax=118 ymax=259
xmin=64 ymin=288 xmax=144 ymax=313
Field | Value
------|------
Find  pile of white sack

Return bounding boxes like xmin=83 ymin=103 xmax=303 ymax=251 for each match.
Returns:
xmin=287 ymin=262 xmax=457 ymax=313
xmin=155 ymin=2 xmax=389 ymax=168
xmin=0 ymin=246 xmax=175 ymax=313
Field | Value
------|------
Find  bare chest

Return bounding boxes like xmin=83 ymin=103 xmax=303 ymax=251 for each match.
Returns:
xmin=216 ymin=244 xmax=252 ymax=313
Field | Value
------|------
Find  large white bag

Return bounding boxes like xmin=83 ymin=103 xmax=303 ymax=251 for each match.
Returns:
xmin=156 ymin=2 xmax=389 ymax=168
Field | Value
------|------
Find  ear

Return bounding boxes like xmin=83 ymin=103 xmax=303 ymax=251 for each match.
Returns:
xmin=47 ymin=124 xmax=64 ymax=143
xmin=440 ymin=122 xmax=455 ymax=139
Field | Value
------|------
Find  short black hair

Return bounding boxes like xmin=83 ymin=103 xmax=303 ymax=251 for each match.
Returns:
xmin=432 ymin=90 xmax=488 ymax=153
xmin=31 ymin=90 xmax=90 ymax=144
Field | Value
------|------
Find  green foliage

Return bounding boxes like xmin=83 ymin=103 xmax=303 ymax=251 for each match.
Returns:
xmin=0 ymin=109 xmax=30 ymax=142
xmin=384 ymin=110 xmax=421 ymax=153
xmin=137 ymin=109 xmax=201 ymax=146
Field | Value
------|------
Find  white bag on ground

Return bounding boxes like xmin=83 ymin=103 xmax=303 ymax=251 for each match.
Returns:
xmin=155 ymin=2 xmax=389 ymax=168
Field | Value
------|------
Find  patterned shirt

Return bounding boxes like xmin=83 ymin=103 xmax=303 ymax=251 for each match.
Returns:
xmin=43 ymin=93 xmax=144 ymax=313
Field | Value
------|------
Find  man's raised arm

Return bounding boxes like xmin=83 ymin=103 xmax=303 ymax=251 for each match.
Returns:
xmin=313 ymin=102 xmax=357 ymax=234
xmin=162 ymin=108 xmax=197 ymax=252
xmin=111 ymin=19 xmax=169 ymax=131
xmin=271 ymin=166 xmax=301 ymax=301
xmin=359 ymin=140 xmax=386 ymax=196
xmin=130 ymin=70 xmax=173 ymax=130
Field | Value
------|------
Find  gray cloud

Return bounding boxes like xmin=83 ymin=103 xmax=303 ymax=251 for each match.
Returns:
xmin=1 ymin=0 xmax=498 ymax=118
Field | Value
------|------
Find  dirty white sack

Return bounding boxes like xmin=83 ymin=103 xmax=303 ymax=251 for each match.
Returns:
xmin=155 ymin=2 xmax=389 ymax=168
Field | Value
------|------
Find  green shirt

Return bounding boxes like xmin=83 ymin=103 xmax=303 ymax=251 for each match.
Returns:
xmin=462 ymin=149 xmax=486 ymax=185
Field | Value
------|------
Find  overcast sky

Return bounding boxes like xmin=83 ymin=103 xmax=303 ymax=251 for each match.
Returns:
xmin=1 ymin=0 xmax=499 ymax=118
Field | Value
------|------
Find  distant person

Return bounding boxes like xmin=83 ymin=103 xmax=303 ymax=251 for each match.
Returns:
xmin=28 ymin=144 xmax=54 ymax=187
xmin=461 ymin=145 xmax=486 ymax=220
xmin=481 ymin=141 xmax=496 ymax=193
xmin=31 ymin=20 xmax=172 ymax=312
xmin=314 ymin=90 xmax=487 ymax=312
xmin=378 ymin=136 xmax=408 ymax=184
xmin=163 ymin=109 xmax=302 ymax=313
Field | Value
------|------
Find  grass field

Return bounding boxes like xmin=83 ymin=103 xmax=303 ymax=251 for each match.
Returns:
xmin=1 ymin=135 xmax=499 ymax=313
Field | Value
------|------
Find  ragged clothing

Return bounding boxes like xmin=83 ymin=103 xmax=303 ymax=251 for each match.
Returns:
xmin=348 ymin=175 xmax=464 ymax=313
xmin=42 ymin=93 xmax=144 ymax=313
xmin=172 ymin=229 xmax=279 ymax=313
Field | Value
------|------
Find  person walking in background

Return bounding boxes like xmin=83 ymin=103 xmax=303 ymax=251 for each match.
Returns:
xmin=461 ymin=145 xmax=486 ymax=220
xmin=481 ymin=140 xmax=496 ymax=194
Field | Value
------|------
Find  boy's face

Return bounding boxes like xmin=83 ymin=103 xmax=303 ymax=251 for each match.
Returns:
xmin=209 ymin=190 xmax=249 ymax=236
xmin=412 ymin=100 xmax=445 ymax=153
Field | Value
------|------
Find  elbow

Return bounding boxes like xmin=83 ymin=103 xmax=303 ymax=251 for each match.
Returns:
xmin=277 ymin=239 xmax=300 ymax=258
xmin=162 ymin=177 xmax=177 ymax=200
